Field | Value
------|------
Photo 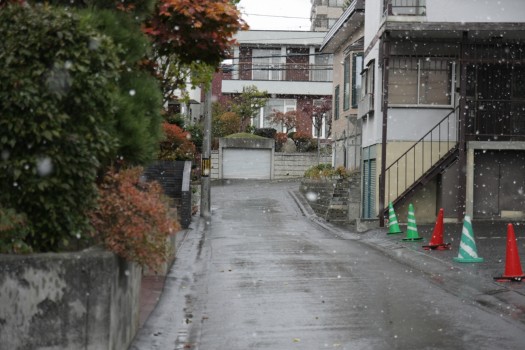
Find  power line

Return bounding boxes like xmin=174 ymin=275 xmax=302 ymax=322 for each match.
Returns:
xmin=242 ymin=12 xmax=311 ymax=20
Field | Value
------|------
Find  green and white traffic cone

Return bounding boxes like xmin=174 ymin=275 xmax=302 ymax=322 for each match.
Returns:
xmin=453 ymin=215 xmax=484 ymax=263
xmin=402 ymin=203 xmax=423 ymax=241
xmin=387 ymin=202 xmax=403 ymax=235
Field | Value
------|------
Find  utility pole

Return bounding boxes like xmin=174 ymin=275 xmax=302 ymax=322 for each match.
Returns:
xmin=200 ymin=87 xmax=212 ymax=219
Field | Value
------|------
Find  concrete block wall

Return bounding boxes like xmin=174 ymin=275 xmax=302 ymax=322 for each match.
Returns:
xmin=0 ymin=248 xmax=141 ymax=350
xmin=274 ymin=153 xmax=332 ymax=179
xmin=211 ymin=151 xmax=331 ymax=180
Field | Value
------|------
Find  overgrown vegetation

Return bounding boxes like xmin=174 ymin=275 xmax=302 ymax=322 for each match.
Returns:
xmin=0 ymin=207 xmax=33 ymax=254
xmin=158 ymin=122 xmax=196 ymax=161
xmin=0 ymin=0 xmax=245 ymax=267
xmin=304 ymin=164 xmax=351 ymax=180
xmin=89 ymin=167 xmax=179 ymax=271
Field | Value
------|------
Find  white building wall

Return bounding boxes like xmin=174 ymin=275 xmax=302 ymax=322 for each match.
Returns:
xmin=387 ymin=108 xmax=457 ymax=142
xmin=364 ymin=0 xmax=383 ymax=49
xmin=222 ymin=80 xmax=332 ymax=96
xmin=426 ymin=0 xmax=525 ymax=23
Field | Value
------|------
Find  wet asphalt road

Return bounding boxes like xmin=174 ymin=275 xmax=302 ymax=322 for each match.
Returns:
xmin=130 ymin=180 xmax=525 ymax=350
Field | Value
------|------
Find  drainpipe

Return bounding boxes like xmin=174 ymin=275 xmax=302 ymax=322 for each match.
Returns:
xmin=457 ymin=31 xmax=468 ymax=221
xmin=379 ymin=32 xmax=391 ymax=227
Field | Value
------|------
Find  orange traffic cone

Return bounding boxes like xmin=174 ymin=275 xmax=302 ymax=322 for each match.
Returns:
xmin=422 ymin=208 xmax=451 ymax=250
xmin=494 ymin=224 xmax=525 ymax=282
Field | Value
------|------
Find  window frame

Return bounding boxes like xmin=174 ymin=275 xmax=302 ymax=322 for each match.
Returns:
xmin=312 ymin=99 xmax=329 ymax=139
xmin=388 ymin=56 xmax=455 ymax=108
xmin=252 ymin=48 xmax=282 ymax=81
xmin=360 ymin=60 xmax=375 ymax=100
xmin=334 ymin=85 xmax=340 ymax=120
xmin=343 ymin=55 xmax=350 ymax=110
xmin=352 ymin=53 xmax=363 ymax=108
xmin=254 ymin=98 xmax=297 ymax=130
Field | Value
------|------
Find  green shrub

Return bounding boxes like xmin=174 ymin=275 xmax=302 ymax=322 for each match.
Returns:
xmin=0 ymin=4 xmax=120 ymax=251
xmin=254 ymin=128 xmax=277 ymax=139
xmin=185 ymin=124 xmax=204 ymax=152
xmin=83 ymin=9 xmax=164 ymax=165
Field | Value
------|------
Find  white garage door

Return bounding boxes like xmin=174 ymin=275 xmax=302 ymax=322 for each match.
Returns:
xmin=222 ymin=149 xmax=271 ymax=179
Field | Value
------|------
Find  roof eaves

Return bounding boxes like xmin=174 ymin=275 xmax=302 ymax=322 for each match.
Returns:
xmin=320 ymin=0 xmax=365 ymax=52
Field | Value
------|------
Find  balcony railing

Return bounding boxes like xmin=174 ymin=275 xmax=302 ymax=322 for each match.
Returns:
xmin=383 ymin=0 xmax=426 ymax=16
xmin=233 ymin=63 xmax=333 ymax=83
xmin=357 ymin=93 xmax=374 ymax=118
xmin=466 ymin=99 xmax=525 ymax=140
xmin=382 ymin=107 xmax=458 ymax=207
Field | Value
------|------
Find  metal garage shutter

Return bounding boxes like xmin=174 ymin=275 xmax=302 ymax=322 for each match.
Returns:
xmin=222 ymin=149 xmax=271 ymax=179
xmin=362 ymin=159 xmax=376 ymax=219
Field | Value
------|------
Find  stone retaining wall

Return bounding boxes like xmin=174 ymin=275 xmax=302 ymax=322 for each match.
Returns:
xmin=299 ymin=172 xmax=361 ymax=226
xmin=0 ymin=248 xmax=141 ymax=350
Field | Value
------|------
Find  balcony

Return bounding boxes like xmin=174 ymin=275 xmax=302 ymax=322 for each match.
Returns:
xmin=383 ymin=0 xmax=426 ymax=16
xmin=358 ymin=93 xmax=374 ymax=118
xmin=231 ymin=63 xmax=333 ymax=83
xmin=466 ymin=99 xmax=525 ymax=141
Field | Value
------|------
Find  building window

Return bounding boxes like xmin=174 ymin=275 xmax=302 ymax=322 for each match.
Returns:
xmin=343 ymin=55 xmax=350 ymax=110
xmin=352 ymin=53 xmax=363 ymax=108
xmin=252 ymin=49 xmax=281 ymax=81
xmin=328 ymin=0 xmax=345 ymax=7
xmin=312 ymin=99 xmax=329 ymax=139
xmin=334 ymin=85 xmax=340 ymax=120
xmin=314 ymin=15 xmax=328 ymax=30
xmin=361 ymin=60 xmax=375 ymax=100
xmin=389 ymin=57 xmax=454 ymax=106
xmin=253 ymin=98 xmax=296 ymax=130
xmin=311 ymin=52 xmax=333 ymax=82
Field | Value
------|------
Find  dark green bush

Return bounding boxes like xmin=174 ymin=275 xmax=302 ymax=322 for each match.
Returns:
xmin=254 ymin=128 xmax=277 ymax=139
xmin=83 ymin=9 xmax=163 ymax=165
xmin=0 ymin=4 xmax=120 ymax=251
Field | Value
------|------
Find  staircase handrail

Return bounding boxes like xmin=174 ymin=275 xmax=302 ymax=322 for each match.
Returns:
xmin=385 ymin=106 xmax=459 ymax=173
xmin=383 ymin=106 xmax=459 ymax=206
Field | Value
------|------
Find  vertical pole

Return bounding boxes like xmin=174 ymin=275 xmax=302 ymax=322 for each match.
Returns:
xmin=379 ymin=32 xmax=390 ymax=227
xmin=200 ymin=87 xmax=212 ymax=219
xmin=457 ymin=31 xmax=468 ymax=221
xmin=317 ymin=115 xmax=321 ymax=165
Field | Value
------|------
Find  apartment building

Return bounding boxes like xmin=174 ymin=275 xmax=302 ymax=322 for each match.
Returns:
xmin=320 ymin=0 xmax=365 ymax=170
xmin=217 ymin=30 xmax=333 ymax=138
xmin=310 ymin=0 xmax=345 ymax=32
xmin=360 ymin=0 xmax=525 ymax=224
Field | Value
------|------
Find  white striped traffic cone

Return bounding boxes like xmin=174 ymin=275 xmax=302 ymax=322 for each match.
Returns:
xmin=402 ymin=203 xmax=423 ymax=241
xmin=387 ymin=202 xmax=403 ymax=235
xmin=453 ymin=215 xmax=484 ymax=263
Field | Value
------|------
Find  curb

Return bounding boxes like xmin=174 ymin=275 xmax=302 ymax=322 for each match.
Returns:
xmin=289 ymin=190 xmax=525 ymax=327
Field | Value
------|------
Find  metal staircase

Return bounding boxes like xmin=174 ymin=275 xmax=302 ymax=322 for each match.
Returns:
xmin=381 ymin=107 xmax=460 ymax=217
